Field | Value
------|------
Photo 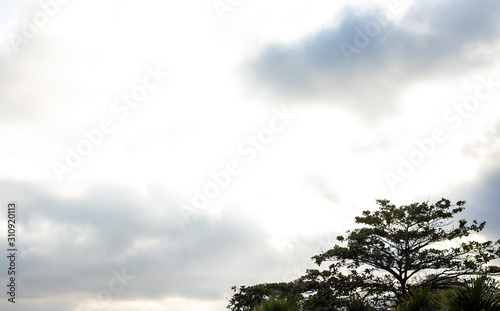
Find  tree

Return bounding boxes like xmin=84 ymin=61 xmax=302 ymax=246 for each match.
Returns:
xmin=227 ymin=198 xmax=500 ymax=311
xmin=312 ymin=198 xmax=500 ymax=306
xmin=227 ymin=281 xmax=304 ymax=311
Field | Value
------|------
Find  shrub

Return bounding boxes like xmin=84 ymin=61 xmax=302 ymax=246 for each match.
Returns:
xmin=441 ymin=276 xmax=500 ymax=311
xmin=343 ymin=297 xmax=375 ymax=311
xmin=254 ymin=297 xmax=300 ymax=311
xmin=397 ymin=286 xmax=441 ymax=311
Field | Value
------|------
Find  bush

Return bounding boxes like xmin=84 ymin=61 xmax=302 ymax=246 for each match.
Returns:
xmin=397 ymin=286 xmax=441 ymax=311
xmin=343 ymin=297 xmax=375 ymax=311
xmin=254 ymin=297 xmax=300 ymax=311
xmin=441 ymin=276 xmax=500 ymax=311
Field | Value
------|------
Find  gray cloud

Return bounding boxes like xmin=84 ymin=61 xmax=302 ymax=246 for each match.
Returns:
xmin=0 ymin=180 xmax=298 ymax=309
xmin=453 ymin=169 xmax=500 ymax=240
xmin=454 ymin=128 xmax=500 ymax=240
xmin=462 ymin=120 xmax=500 ymax=161
xmin=242 ymin=0 xmax=500 ymax=120
xmin=439 ymin=125 xmax=500 ymax=240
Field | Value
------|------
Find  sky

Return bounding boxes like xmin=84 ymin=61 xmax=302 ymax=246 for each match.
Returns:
xmin=0 ymin=0 xmax=500 ymax=310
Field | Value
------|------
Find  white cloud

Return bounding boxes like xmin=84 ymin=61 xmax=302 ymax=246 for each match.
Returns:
xmin=1 ymin=0 xmax=500 ymax=310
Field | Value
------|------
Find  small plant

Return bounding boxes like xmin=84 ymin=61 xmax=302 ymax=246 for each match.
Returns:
xmin=343 ymin=297 xmax=375 ymax=311
xmin=254 ymin=296 xmax=300 ymax=311
xmin=397 ymin=286 xmax=440 ymax=311
xmin=442 ymin=276 xmax=500 ymax=311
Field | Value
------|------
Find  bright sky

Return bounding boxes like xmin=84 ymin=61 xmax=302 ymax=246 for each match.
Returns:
xmin=1 ymin=0 xmax=500 ymax=310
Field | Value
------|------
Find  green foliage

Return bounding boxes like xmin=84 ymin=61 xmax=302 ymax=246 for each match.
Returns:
xmin=396 ymin=286 xmax=441 ymax=311
xmin=254 ymin=296 xmax=300 ymax=311
xmin=343 ymin=297 xmax=375 ymax=311
xmin=227 ymin=282 xmax=304 ymax=311
xmin=227 ymin=198 xmax=500 ymax=311
xmin=299 ymin=268 xmax=355 ymax=310
xmin=313 ymin=198 xmax=500 ymax=304
xmin=441 ymin=276 xmax=500 ymax=311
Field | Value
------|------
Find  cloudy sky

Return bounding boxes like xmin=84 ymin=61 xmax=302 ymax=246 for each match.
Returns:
xmin=1 ymin=0 xmax=500 ymax=310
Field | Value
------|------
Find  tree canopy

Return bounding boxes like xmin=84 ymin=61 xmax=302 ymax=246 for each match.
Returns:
xmin=312 ymin=198 xmax=500 ymax=304
xmin=228 ymin=198 xmax=500 ymax=310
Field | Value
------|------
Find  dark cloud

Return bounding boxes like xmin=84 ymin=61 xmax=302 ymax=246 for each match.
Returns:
xmin=456 ymin=120 xmax=500 ymax=239
xmin=451 ymin=138 xmax=500 ymax=240
xmin=242 ymin=0 xmax=500 ymax=120
xmin=453 ymin=170 xmax=500 ymax=240
xmin=0 ymin=180 xmax=295 ymax=308
xmin=437 ymin=122 xmax=500 ymax=240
